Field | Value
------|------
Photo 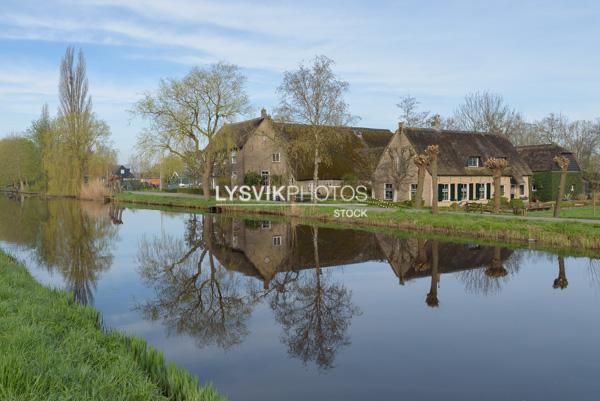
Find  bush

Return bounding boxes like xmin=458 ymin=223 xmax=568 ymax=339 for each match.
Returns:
xmin=244 ymin=171 xmax=261 ymax=186
xmin=509 ymin=198 xmax=525 ymax=213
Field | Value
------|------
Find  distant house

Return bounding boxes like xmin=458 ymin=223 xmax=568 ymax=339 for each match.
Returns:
xmin=114 ymin=165 xmax=134 ymax=180
xmin=214 ymin=109 xmax=393 ymax=192
xmin=372 ymin=124 xmax=532 ymax=205
xmin=516 ymin=144 xmax=584 ymax=201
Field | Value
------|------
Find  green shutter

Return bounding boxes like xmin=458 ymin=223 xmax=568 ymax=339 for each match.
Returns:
xmin=486 ymin=183 xmax=491 ymax=199
xmin=438 ymin=184 xmax=443 ymax=202
xmin=450 ymin=184 xmax=455 ymax=201
xmin=469 ymin=184 xmax=474 ymax=200
xmin=457 ymin=184 xmax=463 ymax=201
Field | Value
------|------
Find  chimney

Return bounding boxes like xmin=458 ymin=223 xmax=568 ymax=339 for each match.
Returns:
xmin=430 ymin=114 xmax=441 ymax=130
xmin=398 ymin=121 xmax=405 ymax=133
xmin=261 ymin=108 xmax=268 ymax=119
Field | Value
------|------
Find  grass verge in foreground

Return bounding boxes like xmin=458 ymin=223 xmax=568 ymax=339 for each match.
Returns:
xmin=0 ymin=251 xmax=225 ymax=401
xmin=114 ymin=192 xmax=600 ymax=251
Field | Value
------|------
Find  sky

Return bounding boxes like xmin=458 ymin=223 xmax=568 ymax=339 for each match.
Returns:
xmin=1 ymin=0 xmax=599 ymax=162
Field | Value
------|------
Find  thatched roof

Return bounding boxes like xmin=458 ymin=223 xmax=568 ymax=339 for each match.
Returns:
xmin=403 ymin=128 xmax=532 ymax=180
xmin=219 ymin=116 xmax=393 ymax=181
xmin=516 ymin=144 xmax=581 ymax=172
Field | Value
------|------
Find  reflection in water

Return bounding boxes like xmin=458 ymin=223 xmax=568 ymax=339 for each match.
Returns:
xmin=36 ymin=201 xmax=117 ymax=304
xmin=137 ymin=215 xmax=257 ymax=350
xmin=554 ymin=256 xmax=568 ymax=289
xmin=0 ymin=196 xmax=116 ymax=304
xmin=136 ymin=214 xmax=533 ymax=369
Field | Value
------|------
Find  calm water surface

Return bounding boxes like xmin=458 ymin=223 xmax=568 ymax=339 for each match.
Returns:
xmin=1 ymin=196 xmax=600 ymax=401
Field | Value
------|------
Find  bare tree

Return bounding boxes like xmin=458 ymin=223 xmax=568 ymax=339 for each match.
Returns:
xmin=453 ymin=91 xmax=526 ymax=144
xmin=413 ymin=154 xmax=429 ymax=208
xmin=553 ymin=156 xmax=569 ymax=217
xmin=133 ymin=62 xmax=251 ymax=199
xmin=425 ymin=145 xmax=439 ymax=214
xmin=397 ymin=95 xmax=430 ymax=128
xmin=276 ymin=55 xmax=356 ymax=202
xmin=484 ymin=158 xmax=508 ymax=213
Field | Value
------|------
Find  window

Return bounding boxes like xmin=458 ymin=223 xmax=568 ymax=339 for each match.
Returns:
xmin=272 ymin=236 xmax=282 ymax=246
xmin=231 ymin=171 xmax=237 ymax=179
xmin=467 ymin=156 xmax=481 ymax=168
xmin=120 ymin=169 xmax=125 ymax=175
xmin=272 ymin=153 xmax=281 ymax=163
xmin=261 ymin=170 xmax=270 ymax=186
xmin=231 ymin=150 xmax=237 ymax=164
xmin=532 ymin=184 xmax=538 ymax=192
xmin=500 ymin=185 xmax=505 ymax=196
xmin=570 ymin=184 xmax=575 ymax=192
xmin=438 ymin=184 xmax=449 ymax=201
xmin=260 ymin=221 xmax=271 ymax=230
xmin=410 ymin=184 xmax=417 ymax=200
xmin=384 ymin=183 xmax=394 ymax=200
xmin=519 ymin=184 xmax=525 ymax=195
xmin=477 ymin=184 xmax=485 ymax=199
xmin=458 ymin=184 xmax=468 ymax=201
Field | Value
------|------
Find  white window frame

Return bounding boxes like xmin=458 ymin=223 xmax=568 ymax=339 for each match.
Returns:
xmin=532 ymin=184 xmax=537 ymax=192
xmin=384 ymin=183 xmax=394 ymax=201
xmin=461 ymin=185 xmax=469 ymax=200
xmin=231 ymin=150 xmax=237 ymax=164
xmin=272 ymin=152 xmax=281 ymax=163
xmin=260 ymin=221 xmax=271 ymax=230
xmin=272 ymin=235 xmax=282 ymax=246
xmin=478 ymin=184 xmax=485 ymax=199
xmin=467 ymin=156 xmax=480 ymax=168
xmin=440 ymin=184 xmax=449 ymax=201
xmin=410 ymin=184 xmax=417 ymax=200
xmin=261 ymin=170 xmax=270 ymax=186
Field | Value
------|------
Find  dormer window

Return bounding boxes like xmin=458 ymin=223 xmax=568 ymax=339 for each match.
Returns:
xmin=467 ymin=156 xmax=481 ymax=168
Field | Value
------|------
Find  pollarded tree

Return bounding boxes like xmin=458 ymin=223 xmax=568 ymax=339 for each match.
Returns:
xmin=484 ymin=158 xmax=508 ymax=213
xmin=425 ymin=145 xmax=439 ymax=214
xmin=413 ymin=154 xmax=429 ymax=209
xmin=553 ymin=155 xmax=570 ymax=217
xmin=276 ymin=55 xmax=356 ymax=203
xmin=133 ymin=63 xmax=251 ymax=200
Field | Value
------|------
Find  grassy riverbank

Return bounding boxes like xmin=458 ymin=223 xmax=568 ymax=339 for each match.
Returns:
xmin=114 ymin=192 xmax=600 ymax=250
xmin=0 ymin=251 xmax=225 ymax=401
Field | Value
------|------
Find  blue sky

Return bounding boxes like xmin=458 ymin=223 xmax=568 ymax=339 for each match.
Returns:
xmin=1 ymin=0 xmax=599 ymax=162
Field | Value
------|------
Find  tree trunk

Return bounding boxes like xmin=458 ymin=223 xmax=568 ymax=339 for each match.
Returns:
xmin=493 ymin=172 xmax=501 ymax=213
xmin=431 ymin=159 xmax=438 ymax=214
xmin=554 ymin=169 xmax=567 ymax=217
xmin=202 ymin=156 xmax=213 ymax=201
xmin=312 ymin=146 xmax=320 ymax=204
xmin=415 ymin=166 xmax=425 ymax=208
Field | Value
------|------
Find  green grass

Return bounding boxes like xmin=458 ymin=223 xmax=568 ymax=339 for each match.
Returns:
xmin=529 ymin=205 xmax=600 ymax=220
xmin=0 ymin=251 xmax=226 ymax=401
xmin=114 ymin=192 xmax=600 ymax=250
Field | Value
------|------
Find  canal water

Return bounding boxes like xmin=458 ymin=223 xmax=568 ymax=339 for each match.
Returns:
xmin=1 ymin=196 xmax=599 ymax=401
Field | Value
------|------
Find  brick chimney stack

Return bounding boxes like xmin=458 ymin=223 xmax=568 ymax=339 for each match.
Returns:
xmin=430 ymin=114 xmax=441 ymax=130
xmin=261 ymin=108 xmax=268 ymax=119
xmin=398 ymin=121 xmax=405 ymax=133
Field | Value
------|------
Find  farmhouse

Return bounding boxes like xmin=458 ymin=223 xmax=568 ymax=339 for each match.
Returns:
xmin=516 ymin=144 xmax=584 ymax=201
xmin=214 ymin=109 xmax=392 ymax=192
xmin=372 ymin=124 xmax=533 ymax=205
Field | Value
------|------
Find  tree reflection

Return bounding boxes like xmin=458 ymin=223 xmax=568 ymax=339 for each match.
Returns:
xmin=553 ymin=256 xmax=568 ymax=290
xmin=36 ymin=201 xmax=116 ymax=304
xmin=269 ymin=226 xmax=360 ymax=370
xmin=459 ymin=247 xmax=521 ymax=295
xmin=137 ymin=215 xmax=257 ymax=350
xmin=426 ymin=240 xmax=440 ymax=307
